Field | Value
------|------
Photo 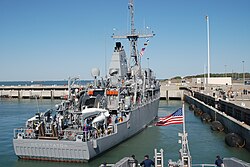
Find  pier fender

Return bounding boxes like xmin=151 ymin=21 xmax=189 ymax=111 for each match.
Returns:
xmin=201 ymin=113 xmax=211 ymax=122
xmin=211 ymin=121 xmax=224 ymax=132
xmin=225 ymin=133 xmax=245 ymax=148
xmin=194 ymin=108 xmax=203 ymax=116
xmin=189 ymin=104 xmax=195 ymax=111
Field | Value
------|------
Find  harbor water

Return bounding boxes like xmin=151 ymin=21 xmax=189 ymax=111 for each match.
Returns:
xmin=0 ymin=99 xmax=249 ymax=167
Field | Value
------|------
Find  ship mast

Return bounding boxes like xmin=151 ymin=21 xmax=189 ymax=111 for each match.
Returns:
xmin=128 ymin=0 xmax=138 ymax=68
xmin=112 ymin=0 xmax=155 ymax=73
xmin=129 ymin=0 xmax=135 ymax=35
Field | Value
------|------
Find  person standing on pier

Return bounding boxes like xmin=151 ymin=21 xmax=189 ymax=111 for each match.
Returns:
xmin=140 ymin=155 xmax=155 ymax=167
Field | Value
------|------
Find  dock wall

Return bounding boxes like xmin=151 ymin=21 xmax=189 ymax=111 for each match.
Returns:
xmin=160 ymin=83 xmax=184 ymax=100
xmin=0 ymin=86 xmax=68 ymax=99
xmin=185 ymin=94 xmax=250 ymax=151
xmin=193 ymin=91 xmax=250 ymax=126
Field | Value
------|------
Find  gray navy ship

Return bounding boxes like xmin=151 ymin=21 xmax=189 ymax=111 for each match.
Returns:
xmin=13 ymin=0 xmax=160 ymax=162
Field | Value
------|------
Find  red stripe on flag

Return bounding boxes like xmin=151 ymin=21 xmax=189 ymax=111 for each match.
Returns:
xmin=156 ymin=108 xmax=183 ymax=126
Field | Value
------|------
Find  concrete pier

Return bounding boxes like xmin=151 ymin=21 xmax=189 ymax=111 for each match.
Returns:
xmin=185 ymin=94 xmax=250 ymax=151
xmin=0 ymin=85 xmax=69 ymax=99
xmin=192 ymin=91 xmax=250 ymax=125
xmin=160 ymin=80 xmax=184 ymax=100
xmin=1 ymin=82 xmax=183 ymax=100
xmin=184 ymin=80 xmax=250 ymax=151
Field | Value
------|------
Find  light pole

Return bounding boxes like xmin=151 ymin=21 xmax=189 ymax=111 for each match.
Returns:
xmin=206 ymin=16 xmax=210 ymax=84
xmin=225 ymin=65 xmax=227 ymax=77
xmin=204 ymin=64 xmax=206 ymax=86
xmin=242 ymin=61 xmax=245 ymax=85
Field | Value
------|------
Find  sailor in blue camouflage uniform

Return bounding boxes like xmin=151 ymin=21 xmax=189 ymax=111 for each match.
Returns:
xmin=140 ymin=155 xmax=154 ymax=167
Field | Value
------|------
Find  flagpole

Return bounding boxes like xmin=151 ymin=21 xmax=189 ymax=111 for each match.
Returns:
xmin=182 ymin=102 xmax=185 ymax=134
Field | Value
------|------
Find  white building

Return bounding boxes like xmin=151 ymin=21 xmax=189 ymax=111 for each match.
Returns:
xmin=192 ymin=77 xmax=232 ymax=85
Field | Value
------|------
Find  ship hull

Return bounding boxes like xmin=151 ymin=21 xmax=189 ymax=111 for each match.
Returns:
xmin=13 ymin=98 xmax=159 ymax=162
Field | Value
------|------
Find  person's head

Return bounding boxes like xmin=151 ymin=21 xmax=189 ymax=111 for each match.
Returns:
xmin=131 ymin=155 xmax=135 ymax=159
xmin=216 ymin=155 xmax=220 ymax=159
xmin=144 ymin=155 xmax=149 ymax=159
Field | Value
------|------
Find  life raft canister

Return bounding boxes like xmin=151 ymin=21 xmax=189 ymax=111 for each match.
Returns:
xmin=88 ymin=90 xmax=94 ymax=96
xmin=106 ymin=89 xmax=118 ymax=96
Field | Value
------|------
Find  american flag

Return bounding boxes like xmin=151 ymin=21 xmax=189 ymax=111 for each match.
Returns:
xmin=156 ymin=108 xmax=183 ymax=126
xmin=140 ymin=47 xmax=146 ymax=56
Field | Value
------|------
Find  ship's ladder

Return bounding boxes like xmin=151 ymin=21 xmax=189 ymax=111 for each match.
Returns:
xmin=154 ymin=149 xmax=164 ymax=167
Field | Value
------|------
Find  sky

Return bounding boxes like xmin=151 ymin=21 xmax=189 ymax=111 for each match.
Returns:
xmin=0 ymin=0 xmax=249 ymax=81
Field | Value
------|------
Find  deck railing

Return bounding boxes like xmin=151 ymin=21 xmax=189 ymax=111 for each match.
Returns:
xmin=14 ymin=124 xmax=117 ymax=141
xmin=192 ymin=164 xmax=216 ymax=167
xmin=13 ymin=128 xmax=36 ymax=139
